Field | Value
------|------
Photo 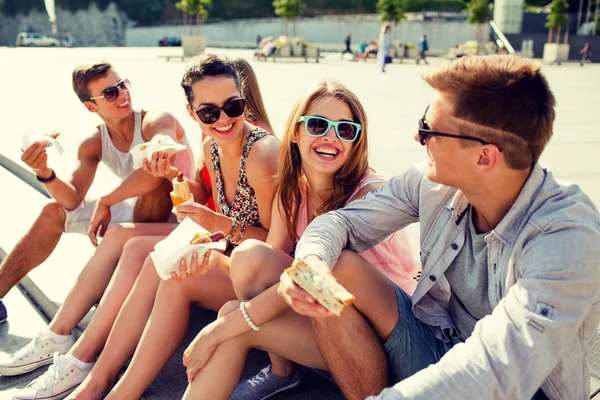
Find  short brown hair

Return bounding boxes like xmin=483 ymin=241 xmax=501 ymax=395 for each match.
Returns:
xmin=72 ymin=61 xmax=113 ymax=103
xmin=423 ymin=55 xmax=556 ymax=170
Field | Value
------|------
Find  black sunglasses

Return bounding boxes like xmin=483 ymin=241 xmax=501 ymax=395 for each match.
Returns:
xmin=418 ymin=106 xmax=501 ymax=151
xmin=89 ymin=79 xmax=131 ymax=103
xmin=193 ymin=98 xmax=246 ymax=124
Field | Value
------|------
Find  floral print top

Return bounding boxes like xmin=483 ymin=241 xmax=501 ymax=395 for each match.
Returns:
xmin=210 ymin=127 xmax=270 ymax=242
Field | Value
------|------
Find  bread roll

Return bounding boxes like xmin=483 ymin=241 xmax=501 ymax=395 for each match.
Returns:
xmin=285 ymin=257 xmax=355 ymax=317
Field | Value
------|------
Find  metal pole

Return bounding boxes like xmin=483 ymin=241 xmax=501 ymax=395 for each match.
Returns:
xmin=577 ymin=0 xmax=584 ymax=31
xmin=594 ymin=0 xmax=599 ymax=35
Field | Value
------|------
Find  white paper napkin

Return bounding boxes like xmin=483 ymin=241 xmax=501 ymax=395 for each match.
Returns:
xmin=21 ymin=130 xmax=64 ymax=155
xmin=150 ymin=217 xmax=227 ymax=280
xmin=130 ymin=134 xmax=187 ymax=169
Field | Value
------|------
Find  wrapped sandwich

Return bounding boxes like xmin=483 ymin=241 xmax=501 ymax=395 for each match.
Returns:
xmin=285 ymin=257 xmax=355 ymax=317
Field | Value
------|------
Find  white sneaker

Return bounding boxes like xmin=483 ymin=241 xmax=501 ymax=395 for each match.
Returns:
xmin=0 ymin=330 xmax=75 ymax=376
xmin=12 ymin=353 xmax=91 ymax=400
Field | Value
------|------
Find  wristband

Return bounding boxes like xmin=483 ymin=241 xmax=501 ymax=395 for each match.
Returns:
xmin=36 ymin=168 xmax=56 ymax=183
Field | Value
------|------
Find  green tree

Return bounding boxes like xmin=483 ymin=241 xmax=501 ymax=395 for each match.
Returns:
xmin=467 ymin=0 xmax=490 ymax=47
xmin=545 ymin=0 xmax=569 ymax=43
xmin=273 ymin=0 xmax=306 ymax=36
xmin=176 ymin=0 xmax=212 ymax=35
xmin=376 ymin=0 xmax=406 ymax=40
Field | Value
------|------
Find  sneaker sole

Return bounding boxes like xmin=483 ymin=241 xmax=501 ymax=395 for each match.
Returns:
xmin=0 ymin=356 xmax=54 ymax=376
xmin=12 ymin=384 xmax=78 ymax=400
xmin=257 ymin=379 xmax=302 ymax=400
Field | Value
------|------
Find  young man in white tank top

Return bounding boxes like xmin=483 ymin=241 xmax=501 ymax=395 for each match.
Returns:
xmin=0 ymin=61 xmax=193 ymax=324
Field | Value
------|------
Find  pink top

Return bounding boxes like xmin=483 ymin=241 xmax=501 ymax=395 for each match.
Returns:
xmin=296 ymin=170 xmax=418 ymax=294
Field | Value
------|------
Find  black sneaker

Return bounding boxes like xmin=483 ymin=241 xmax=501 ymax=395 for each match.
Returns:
xmin=0 ymin=299 xmax=7 ymax=324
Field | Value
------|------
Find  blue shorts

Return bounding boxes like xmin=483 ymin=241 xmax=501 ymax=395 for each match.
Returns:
xmin=382 ymin=282 xmax=458 ymax=384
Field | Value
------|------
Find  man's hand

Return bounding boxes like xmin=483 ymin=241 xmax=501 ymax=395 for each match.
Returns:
xmin=277 ymin=255 xmax=335 ymax=318
xmin=21 ymin=141 xmax=50 ymax=177
xmin=88 ymin=199 xmax=112 ymax=246
xmin=142 ymin=151 xmax=178 ymax=180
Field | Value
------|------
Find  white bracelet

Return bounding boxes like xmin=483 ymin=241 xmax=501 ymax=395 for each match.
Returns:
xmin=239 ymin=301 xmax=260 ymax=331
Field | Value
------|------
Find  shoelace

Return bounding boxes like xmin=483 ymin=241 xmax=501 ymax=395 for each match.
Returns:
xmin=247 ymin=365 xmax=272 ymax=388
xmin=13 ymin=331 xmax=44 ymax=359
xmin=28 ymin=354 xmax=65 ymax=392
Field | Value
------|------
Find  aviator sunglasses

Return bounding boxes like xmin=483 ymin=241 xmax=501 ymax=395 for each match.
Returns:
xmin=297 ymin=116 xmax=361 ymax=143
xmin=193 ymin=98 xmax=246 ymax=124
xmin=88 ymin=79 xmax=131 ymax=102
xmin=418 ymin=106 xmax=502 ymax=151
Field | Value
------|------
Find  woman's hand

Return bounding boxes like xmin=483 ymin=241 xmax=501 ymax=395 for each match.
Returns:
xmin=143 ymin=151 xmax=178 ymax=180
xmin=172 ymin=250 xmax=212 ymax=281
xmin=182 ymin=322 xmax=219 ymax=382
xmin=175 ymin=203 xmax=216 ymax=227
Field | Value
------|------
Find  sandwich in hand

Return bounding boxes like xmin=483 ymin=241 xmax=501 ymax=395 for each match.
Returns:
xmin=285 ymin=257 xmax=355 ymax=317
xmin=190 ymin=230 xmax=225 ymax=245
xmin=171 ymin=172 xmax=192 ymax=206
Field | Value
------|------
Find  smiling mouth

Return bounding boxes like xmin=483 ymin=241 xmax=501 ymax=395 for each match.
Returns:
xmin=117 ymin=100 xmax=130 ymax=108
xmin=314 ymin=146 xmax=340 ymax=159
xmin=214 ymin=123 xmax=233 ymax=132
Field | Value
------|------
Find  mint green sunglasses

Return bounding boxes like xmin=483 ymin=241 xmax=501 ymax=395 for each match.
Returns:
xmin=297 ymin=116 xmax=362 ymax=142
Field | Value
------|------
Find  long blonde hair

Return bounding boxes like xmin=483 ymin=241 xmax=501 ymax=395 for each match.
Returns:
xmin=231 ymin=57 xmax=273 ymax=133
xmin=276 ymin=80 xmax=370 ymax=240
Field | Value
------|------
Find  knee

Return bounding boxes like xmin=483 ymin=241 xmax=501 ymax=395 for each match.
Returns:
xmin=102 ymin=224 xmax=128 ymax=242
xmin=332 ymin=250 xmax=367 ymax=288
xmin=229 ymin=239 xmax=269 ymax=298
xmin=40 ymin=201 xmax=66 ymax=227
xmin=118 ymin=237 xmax=153 ymax=271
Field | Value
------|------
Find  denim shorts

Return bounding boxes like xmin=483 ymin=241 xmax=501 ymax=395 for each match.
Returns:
xmin=382 ymin=282 xmax=458 ymax=385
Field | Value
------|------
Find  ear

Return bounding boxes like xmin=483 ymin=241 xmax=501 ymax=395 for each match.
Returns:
xmin=290 ymin=128 xmax=300 ymax=144
xmin=476 ymin=145 xmax=500 ymax=171
xmin=83 ymin=101 xmax=97 ymax=113
xmin=186 ymin=104 xmax=199 ymax=122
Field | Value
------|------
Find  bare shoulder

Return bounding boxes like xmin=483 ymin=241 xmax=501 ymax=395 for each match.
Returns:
xmin=247 ymin=134 xmax=280 ymax=178
xmin=348 ymin=181 xmax=385 ymax=203
xmin=77 ymin=128 xmax=102 ymax=159
xmin=141 ymin=110 xmax=183 ymax=141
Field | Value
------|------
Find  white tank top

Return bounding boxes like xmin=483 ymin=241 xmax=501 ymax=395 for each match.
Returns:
xmin=99 ymin=110 xmax=145 ymax=180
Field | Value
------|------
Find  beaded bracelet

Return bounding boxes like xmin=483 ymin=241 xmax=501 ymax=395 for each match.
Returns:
xmin=232 ymin=220 xmax=247 ymax=245
xmin=225 ymin=218 xmax=239 ymax=242
xmin=239 ymin=301 xmax=260 ymax=331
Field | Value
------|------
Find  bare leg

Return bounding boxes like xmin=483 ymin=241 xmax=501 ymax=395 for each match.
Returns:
xmin=67 ymin=252 xmax=164 ymax=400
xmin=0 ymin=202 xmax=65 ymax=297
xmin=184 ymin=309 xmax=325 ymax=400
xmin=311 ymin=250 xmax=399 ymax=400
xmin=50 ymin=223 xmax=175 ymax=335
xmin=70 ymin=232 xmax=174 ymax=363
xmin=105 ymin=266 xmax=236 ymax=399
xmin=229 ymin=239 xmax=294 ymax=375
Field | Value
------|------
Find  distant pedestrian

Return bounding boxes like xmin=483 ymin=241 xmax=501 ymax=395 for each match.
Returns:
xmin=256 ymin=34 xmax=262 ymax=48
xmin=341 ymin=32 xmax=353 ymax=59
xmin=580 ymin=42 xmax=592 ymax=66
xmin=417 ymin=33 xmax=429 ymax=65
xmin=378 ymin=23 xmax=393 ymax=72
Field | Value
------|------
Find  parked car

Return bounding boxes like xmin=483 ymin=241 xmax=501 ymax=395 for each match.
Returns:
xmin=16 ymin=32 xmax=61 ymax=47
xmin=158 ymin=36 xmax=181 ymax=47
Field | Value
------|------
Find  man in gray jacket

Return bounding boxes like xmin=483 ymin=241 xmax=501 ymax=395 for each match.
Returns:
xmin=279 ymin=55 xmax=600 ymax=399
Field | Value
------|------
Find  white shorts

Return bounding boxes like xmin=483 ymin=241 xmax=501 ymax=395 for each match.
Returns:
xmin=64 ymin=199 xmax=135 ymax=235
